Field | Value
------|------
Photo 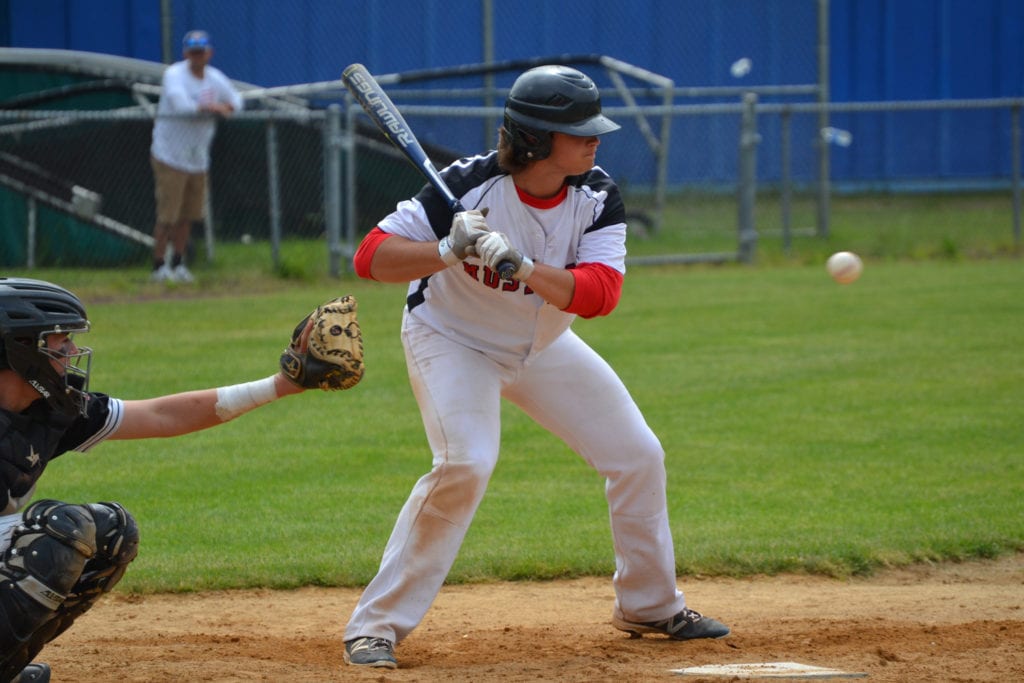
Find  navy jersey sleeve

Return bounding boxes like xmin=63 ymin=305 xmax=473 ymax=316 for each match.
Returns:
xmin=56 ymin=393 xmax=123 ymax=454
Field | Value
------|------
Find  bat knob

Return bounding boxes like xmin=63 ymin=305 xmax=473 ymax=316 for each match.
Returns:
xmin=497 ymin=261 xmax=516 ymax=281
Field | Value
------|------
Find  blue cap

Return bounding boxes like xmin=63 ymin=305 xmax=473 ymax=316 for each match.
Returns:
xmin=182 ymin=30 xmax=211 ymax=51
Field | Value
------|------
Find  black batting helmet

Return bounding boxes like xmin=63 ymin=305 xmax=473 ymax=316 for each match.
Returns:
xmin=503 ymin=65 xmax=620 ymax=162
xmin=0 ymin=278 xmax=92 ymax=416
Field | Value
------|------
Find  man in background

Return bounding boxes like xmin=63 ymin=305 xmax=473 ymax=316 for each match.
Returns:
xmin=149 ymin=30 xmax=242 ymax=283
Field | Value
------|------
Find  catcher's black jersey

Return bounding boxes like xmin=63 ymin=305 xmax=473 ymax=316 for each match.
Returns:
xmin=0 ymin=393 xmax=122 ymax=515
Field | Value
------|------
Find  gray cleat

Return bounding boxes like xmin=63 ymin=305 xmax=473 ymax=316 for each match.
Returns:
xmin=344 ymin=636 xmax=398 ymax=668
xmin=612 ymin=607 xmax=730 ymax=640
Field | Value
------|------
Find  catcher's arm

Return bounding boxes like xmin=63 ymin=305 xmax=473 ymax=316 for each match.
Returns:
xmin=115 ymin=372 xmax=301 ymax=437
xmin=115 ymin=300 xmax=353 ymax=437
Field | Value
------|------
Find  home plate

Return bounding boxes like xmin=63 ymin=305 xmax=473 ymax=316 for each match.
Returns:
xmin=671 ymin=662 xmax=867 ymax=678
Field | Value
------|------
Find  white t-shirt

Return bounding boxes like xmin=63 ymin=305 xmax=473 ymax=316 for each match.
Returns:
xmin=150 ymin=60 xmax=243 ymax=173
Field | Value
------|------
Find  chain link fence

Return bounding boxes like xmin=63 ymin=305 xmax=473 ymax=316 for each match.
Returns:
xmin=2 ymin=81 xmax=1021 ymax=273
xmin=1 ymin=0 xmax=1020 ymax=272
xmin=0 ymin=71 xmax=791 ymax=273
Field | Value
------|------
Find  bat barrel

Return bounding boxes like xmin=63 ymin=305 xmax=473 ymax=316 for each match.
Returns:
xmin=343 ymin=63 xmax=518 ymax=281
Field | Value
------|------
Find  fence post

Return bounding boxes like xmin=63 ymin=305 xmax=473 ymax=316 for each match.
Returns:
xmin=203 ymin=192 xmax=215 ymax=263
xmin=343 ymin=98 xmax=359 ymax=265
xmin=325 ymin=105 xmax=343 ymax=278
xmin=781 ymin=106 xmax=793 ymax=254
xmin=816 ymin=0 xmax=831 ymax=239
xmin=738 ymin=92 xmax=760 ymax=263
xmin=266 ymin=120 xmax=282 ymax=268
xmin=655 ymin=82 xmax=673 ymax=235
xmin=26 ymin=197 xmax=37 ymax=269
xmin=159 ymin=0 xmax=174 ymax=64
xmin=481 ymin=0 xmax=498 ymax=150
xmin=1013 ymin=102 xmax=1022 ymax=247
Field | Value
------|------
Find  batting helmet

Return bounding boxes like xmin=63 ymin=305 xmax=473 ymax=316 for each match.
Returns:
xmin=0 ymin=278 xmax=92 ymax=417
xmin=503 ymin=65 xmax=620 ymax=161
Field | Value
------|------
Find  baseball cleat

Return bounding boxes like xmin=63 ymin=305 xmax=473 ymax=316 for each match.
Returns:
xmin=612 ymin=607 xmax=730 ymax=640
xmin=11 ymin=662 xmax=51 ymax=683
xmin=344 ymin=636 xmax=398 ymax=668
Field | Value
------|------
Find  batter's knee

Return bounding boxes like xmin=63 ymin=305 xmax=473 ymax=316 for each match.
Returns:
xmin=422 ymin=460 xmax=495 ymax=520
xmin=444 ymin=459 xmax=495 ymax=493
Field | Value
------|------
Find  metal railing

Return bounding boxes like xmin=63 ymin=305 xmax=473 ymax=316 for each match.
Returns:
xmin=2 ymin=94 xmax=1020 ymax=272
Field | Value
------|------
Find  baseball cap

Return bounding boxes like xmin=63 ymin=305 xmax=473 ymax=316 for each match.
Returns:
xmin=182 ymin=30 xmax=211 ymax=52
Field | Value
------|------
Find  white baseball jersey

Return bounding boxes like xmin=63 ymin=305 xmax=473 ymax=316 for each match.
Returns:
xmin=150 ymin=60 xmax=243 ymax=173
xmin=377 ymin=150 xmax=627 ymax=366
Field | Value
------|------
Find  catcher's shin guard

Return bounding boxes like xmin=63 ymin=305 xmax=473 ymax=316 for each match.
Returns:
xmin=0 ymin=500 xmax=97 ymax=679
xmin=59 ymin=502 xmax=139 ymax=618
xmin=21 ymin=502 xmax=140 ymax=660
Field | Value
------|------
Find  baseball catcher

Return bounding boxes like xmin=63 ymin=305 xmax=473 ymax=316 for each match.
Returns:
xmin=0 ymin=279 xmax=355 ymax=682
xmin=279 ymin=295 xmax=364 ymax=391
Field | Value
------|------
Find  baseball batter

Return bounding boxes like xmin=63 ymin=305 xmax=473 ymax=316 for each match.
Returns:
xmin=343 ymin=65 xmax=729 ymax=669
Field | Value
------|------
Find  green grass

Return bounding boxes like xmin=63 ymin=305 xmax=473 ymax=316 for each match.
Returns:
xmin=626 ymin=190 xmax=1022 ymax=264
xmin=6 ymin=192 xmax=1023 ymax=592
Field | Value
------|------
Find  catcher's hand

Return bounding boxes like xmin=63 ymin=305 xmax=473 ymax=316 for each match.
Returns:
xmin=280 ymin=295 xmax=364 ymax=390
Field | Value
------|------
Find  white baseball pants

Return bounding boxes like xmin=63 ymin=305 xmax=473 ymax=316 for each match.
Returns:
xmin=343 ymin=317 xmax=686 ymax=644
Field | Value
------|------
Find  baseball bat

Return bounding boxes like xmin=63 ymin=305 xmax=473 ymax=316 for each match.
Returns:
xmin=341 ymin=63 xmax=516 ymax=280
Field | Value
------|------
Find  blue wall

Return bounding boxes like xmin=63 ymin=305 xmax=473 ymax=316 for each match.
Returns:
xmin=4 ymin=0 xmax=1022 ymax=189
xmin=827 ymin=0 xmax=1022 ymax=188
xmin=5 ymin=0 xmax=162 ymax=61
xmin=830 ymin=0 xmax=1024 ymax=100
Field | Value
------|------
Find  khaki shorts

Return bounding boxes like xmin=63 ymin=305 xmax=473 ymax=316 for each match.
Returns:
xmin=151 ymin=156 xmax=207 ymax=225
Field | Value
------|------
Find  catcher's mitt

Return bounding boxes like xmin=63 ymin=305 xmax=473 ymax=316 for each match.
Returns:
xmin=280 ymin=295 xmax=364 ymax=390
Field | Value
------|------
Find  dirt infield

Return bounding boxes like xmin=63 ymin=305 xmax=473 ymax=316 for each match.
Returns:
xmin=43 ymin=554 xmax=1023 ymax=682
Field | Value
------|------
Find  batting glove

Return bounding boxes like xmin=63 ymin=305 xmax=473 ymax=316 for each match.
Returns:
xmin=476 ymin=231 xmax=535 ymax=281
xmin=439 ymin=209 xmax=490 ymax=266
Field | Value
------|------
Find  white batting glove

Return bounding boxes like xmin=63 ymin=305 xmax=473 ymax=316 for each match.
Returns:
xmin=476 ymin=231 xmax=535 ymax=281
xmin=438 ymin=209 xmax=490 ymax=266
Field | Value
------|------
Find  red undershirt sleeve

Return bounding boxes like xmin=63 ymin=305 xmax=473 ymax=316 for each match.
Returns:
xmin=564 ymin=262 xmax=624 ymax=318
xmin=353 ymin=227 xmax=393 ymax=280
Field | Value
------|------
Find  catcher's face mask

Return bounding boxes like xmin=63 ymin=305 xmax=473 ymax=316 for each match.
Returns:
xmin=6 ymin=324 xmax=93 ymax=417
xmin=0 ymin=277 xmax=92 ymax=416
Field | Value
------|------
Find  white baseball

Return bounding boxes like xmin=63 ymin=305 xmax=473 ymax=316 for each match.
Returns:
xmin=826 ymin=251 xmax=863 ymax=284
xmin=730 ymin=58 xmax=752 ymax=78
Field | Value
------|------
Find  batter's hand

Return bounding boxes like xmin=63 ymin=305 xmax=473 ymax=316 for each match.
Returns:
xmin=438 ymin=209 xmax=490 ymax=266
xmin=476 ymin=231 xmax=535 ymax=281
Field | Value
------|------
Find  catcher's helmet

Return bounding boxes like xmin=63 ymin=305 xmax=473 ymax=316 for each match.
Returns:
xmin=0 ymin=278 xmax=92 ymax=417
xmin=503 ymin=65 xmax=620 ymax=161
